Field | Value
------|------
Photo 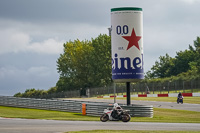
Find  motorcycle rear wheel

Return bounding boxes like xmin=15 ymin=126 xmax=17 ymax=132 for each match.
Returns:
xmin=121 ymin=114 xmax=131 ymax=122
xmin=100 ymin=114 xmax=109 ymax=122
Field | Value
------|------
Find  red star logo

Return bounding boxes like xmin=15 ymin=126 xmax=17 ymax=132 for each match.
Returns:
xmin=122 ymin=28 xmax=141 ymax=51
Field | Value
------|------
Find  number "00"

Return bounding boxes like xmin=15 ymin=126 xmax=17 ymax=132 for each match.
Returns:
xmin=116 ymin=25 xmax=128 ymax=35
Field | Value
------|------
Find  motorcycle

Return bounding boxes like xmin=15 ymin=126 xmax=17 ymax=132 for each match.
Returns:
xmin=177 ymin=96 xmax=183 ymax=104
xmin=100 ymin=107 xmax=131 ymax=122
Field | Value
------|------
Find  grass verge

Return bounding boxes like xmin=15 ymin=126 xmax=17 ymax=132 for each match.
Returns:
xmin=134 ymin=108 xmax=200 ymax=123
xmin=0 ymin=106 xmax=200 ymax=123
xmin=99 ymin=89 xmax=200 ymax=97
xmin=100 ymin=97 xmax=200 ymax=104
xmin=0 ymin=106 xmax=98 ymax=121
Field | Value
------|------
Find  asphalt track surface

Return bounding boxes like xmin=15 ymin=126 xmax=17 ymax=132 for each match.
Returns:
xmin=1 ymin=99 xmax=199 ymax=133
xmin=70 ymin=98 xmax=200 ymax=112
xmin=0 ymin=117 xmax=200 ymax=133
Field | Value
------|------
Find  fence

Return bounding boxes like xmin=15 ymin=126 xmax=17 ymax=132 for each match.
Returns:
xmin=34 ymin=90 xmax=80 ymax=99
xmin=89 ymin=78 xmax=200 ymax=97
xmin=16 ymin=78 xmax=200 ymax=99
xmin=0 ymin=96 xmax=153 ymax=117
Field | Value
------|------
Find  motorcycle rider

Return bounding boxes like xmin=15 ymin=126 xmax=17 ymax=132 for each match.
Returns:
xmin=111 ymin=103 xmax=122 ymax=119
xmin=177 ymin=92 xmax=184 ymax=103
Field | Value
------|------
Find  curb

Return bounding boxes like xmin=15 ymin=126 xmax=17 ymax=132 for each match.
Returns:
xmin=97 ymin=93 xmax=200 ymax=98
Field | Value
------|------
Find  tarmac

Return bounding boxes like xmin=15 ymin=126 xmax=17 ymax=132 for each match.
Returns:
xmin=70 ymin=98 xmax=200 ymax=112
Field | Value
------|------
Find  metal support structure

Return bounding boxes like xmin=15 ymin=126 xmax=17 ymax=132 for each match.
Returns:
xmin=126 ymin=82 xmax=131 ymax=105
xmin=114 ymin=83 xmax=116 ymax=103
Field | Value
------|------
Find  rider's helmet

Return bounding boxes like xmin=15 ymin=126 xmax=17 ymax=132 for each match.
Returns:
xmin=113 ymin=103 xmax=121 ymax=109
xmin=113 ymin=103 xmax=118 ymax=108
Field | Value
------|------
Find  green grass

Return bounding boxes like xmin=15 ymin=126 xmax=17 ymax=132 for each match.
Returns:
xmin=0 ymin=106 xmax=98 ymax=121
xmin=99 ymin=88 xmax=200 ymax=97
xmin=98 ymin=97 xmax=200 ymax=104
xmin=0 ymin=106 xmax=200 ymax=123
xmin=137 ymin=108 xmax=200 ymax=123
xmin=66 ymin=130 xmax=200 ymax=133
xmin=131 ymin=97 xmax=200 ymax=104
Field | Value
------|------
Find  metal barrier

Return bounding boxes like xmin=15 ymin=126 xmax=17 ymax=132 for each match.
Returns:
xmin=0 ymin=96 xmax=153 ymax=117
xmin=84 ymin=103 xmax=153 ymax=117
xmin=0 ymin=96 xmax=82 ymax=112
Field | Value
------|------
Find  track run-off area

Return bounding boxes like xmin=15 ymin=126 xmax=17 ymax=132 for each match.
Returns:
xmin=0 ymin=98 xmax=200 ymax=133
xmin=70 ymin=98 xmax=200 ymax=112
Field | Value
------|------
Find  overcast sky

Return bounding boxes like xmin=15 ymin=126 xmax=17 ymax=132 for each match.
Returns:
xmin=0 ymin=0 xmax=199 ymax=96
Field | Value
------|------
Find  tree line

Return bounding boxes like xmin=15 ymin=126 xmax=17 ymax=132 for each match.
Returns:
xmin=14 ymin=36 xmax=200 ymax=98
xmin=143 ymin=37 xmax=200 ymax=85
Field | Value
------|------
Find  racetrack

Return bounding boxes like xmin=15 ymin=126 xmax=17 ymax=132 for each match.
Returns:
xmin=1 ymin=99 xmax=199 ymax=133
xmin=0 ymin=118 xmax=200 ymax=133
xmin=70 ymin=98 xmax=200 ymax=112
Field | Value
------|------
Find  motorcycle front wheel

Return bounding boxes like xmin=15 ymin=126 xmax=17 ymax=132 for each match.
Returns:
xmin=121 ymin=114 xmax=131 ymax=122
xmin=100 ymin=114 xmax=109 ymax=122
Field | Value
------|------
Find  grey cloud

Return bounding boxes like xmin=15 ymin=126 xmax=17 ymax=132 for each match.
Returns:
xmin=0 ymin=0 xmax=111 ymax=26
xmin=0 ymin=0 xmax=200 ymax=96
xmin=0 ymin=53 xmax=59 ymax=96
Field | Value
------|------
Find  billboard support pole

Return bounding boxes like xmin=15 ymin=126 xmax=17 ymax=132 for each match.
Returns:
xmin=114 ymin=82 xmax=116 ymax=103
xmin=126 ymin=82 xmax=131 ymax=105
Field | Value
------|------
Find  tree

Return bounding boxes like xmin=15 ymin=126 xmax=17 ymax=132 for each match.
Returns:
xmin=47 ymin=87 xmax=57 ymax=94
xmin=90 ymin=34 xmax=112 ymax=86
xmin=56 ymin=39 xmax=93 ymax=91
xmin=14 ymin=92 xmax=22 ymax=97
xmin=189 ymin=37 xmax=200 ymax=73
xmin=171 ymin=50 xmax=195 ymax=75
xmin=189 ymin=37 xmax=200 ymax=52
xmin=56 ymin=34 xmax=112 ymax=92
xmin=146 ymin=54 xmax=174 ymax=78
xmin=146 ymin=36 xmax=200 ymax=79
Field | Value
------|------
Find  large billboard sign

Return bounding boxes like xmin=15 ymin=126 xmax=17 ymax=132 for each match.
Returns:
xmin=111 ymin=7 xmax=144 ymax=82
